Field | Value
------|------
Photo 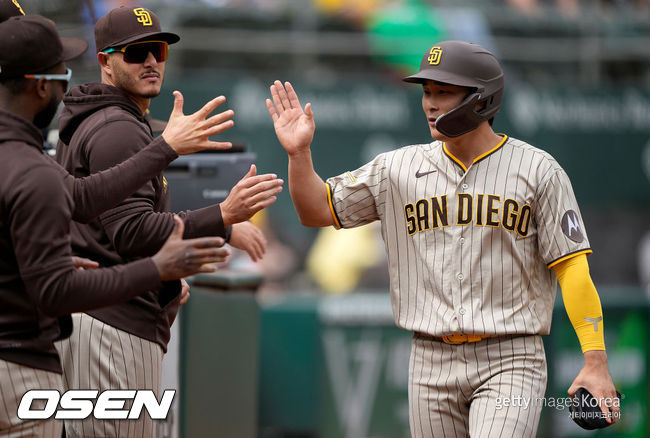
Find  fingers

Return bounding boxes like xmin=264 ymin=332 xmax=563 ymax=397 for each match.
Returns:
xmin=270 ymin=81 xmax=285 ymax=112
xmin=245 ymin=178 xmax=284 ymax=195
xmin=71 ymin=256 xmax=100 ymax=270
xmin=197 ymin=264 xmax=218 ymax=274
xmin=567 ymin=383 xmax=578 ymax=397
xmin=591 ymin=390 xmax=612 ymax=423
xmin=266 ymin=99 xmax=279 ymax=123
xmin=204 ymin=109 xmax=234 ymax=126
xmin=250 ymin=228 xmax=267 ymax=261
xmin=189 ymin=236 xmax=226 ymax=249
xmin=305 ymin=102 xmax=313 ymax=119
xmin=250 ymin=195 xmax=279 ymax=212
xmin=275 ymin=80 xmax=292 ymax=111
xmin=178 ymin=291 xmax=190 ymax=306
xmin=237 ymin=173 xmax=282 ymax=189
xmin=203 ymin=140 xmax=233 ymax=150
xmin=171 ymin=215 xmax=185 ymax=240
xmin=195 ymin=95 xmax=227 ymax=120
xmin=184 ymin=247 xmax=230 ymax=263
xmin=248 ymin=187 xmax=282 ymax=212
xmin=171 ymin=90 xmax=184 ymax=117
xmin=245 ymin=164 xmax=257 ymax=178
xmin=285 ymin=81 xmax=302 ymax=110
xmin=204 ymin=119 xmax=235 ymax=137
xmin=243 ymin=229 xmax=265 ymax=262
xmin=246 ymin=184 xmax=283 ymax=205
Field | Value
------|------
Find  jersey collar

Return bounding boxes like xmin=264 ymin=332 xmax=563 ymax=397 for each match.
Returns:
xmin=443 ymin=134 xmax=508 ymax=172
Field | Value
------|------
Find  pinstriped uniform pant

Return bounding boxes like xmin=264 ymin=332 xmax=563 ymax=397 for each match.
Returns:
xmin=54 ymin=313 xmax=164 ymax=438
xmin=409 ymin=334 xmax=547 ymax=438
xmin=0 ymin=359 xmax=63 ymax=438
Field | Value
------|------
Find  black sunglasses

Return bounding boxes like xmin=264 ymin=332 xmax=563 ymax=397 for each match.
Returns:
xmin=104 ymin=41 xmax=169 ymax=64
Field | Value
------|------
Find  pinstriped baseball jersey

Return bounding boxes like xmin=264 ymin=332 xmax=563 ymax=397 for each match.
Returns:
xmin=325 ymin=135 xmax=591 ymax=337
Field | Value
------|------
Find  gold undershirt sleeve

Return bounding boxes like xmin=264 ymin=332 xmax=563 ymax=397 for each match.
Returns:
xmin=553 ymin=254 xmax=606 ymax=353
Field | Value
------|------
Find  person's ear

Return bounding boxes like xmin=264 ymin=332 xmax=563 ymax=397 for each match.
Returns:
xmin=98 ymin=52 xmax=112 ymax=75
xmin=35 ymin=78 xmax=49 ymax=99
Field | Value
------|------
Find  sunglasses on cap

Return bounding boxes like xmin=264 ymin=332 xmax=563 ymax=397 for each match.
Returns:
xmin=103 ymin=40 xmax=169 ymax=64
xmin=24 ymin=67 xmax=72 ymax=90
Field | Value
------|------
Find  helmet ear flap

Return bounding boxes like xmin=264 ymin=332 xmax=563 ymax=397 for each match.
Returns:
xmin=435 ymin=92 xmax=484 ymax=137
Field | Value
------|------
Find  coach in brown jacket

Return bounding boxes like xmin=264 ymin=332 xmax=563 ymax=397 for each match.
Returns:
xmin=0 ymin=15 xmax=231 ymax=437
xmin=55 ymin=6 xmax=283 ymax=437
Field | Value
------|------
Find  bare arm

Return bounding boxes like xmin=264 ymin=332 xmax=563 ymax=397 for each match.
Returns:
xmin=266 ymin=80 xmax=333 ymax=227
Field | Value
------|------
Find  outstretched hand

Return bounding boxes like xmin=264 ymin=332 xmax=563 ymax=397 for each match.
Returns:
xmin=266 ymin=80 xmax=315 ymax=155
xmin=220 ymin=164 xmax=283 ymax=226
xmin=162 ymin=90 xmax=235 ymax=155
xmin=229 ymin=221 xmax=267 ymax=262
xmin=152 ymin=215 xmax=230 ymax=281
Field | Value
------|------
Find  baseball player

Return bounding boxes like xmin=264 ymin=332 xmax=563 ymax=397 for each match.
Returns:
xmin=0 ymin=0 xmax=238 ymax=223
xmin=0 ymin=15 xmax=230 ymax=436
xmin=54 ymin=6 xmax=283 ymax=437
xmin=267 ymin=40 xmax=619 ymax=437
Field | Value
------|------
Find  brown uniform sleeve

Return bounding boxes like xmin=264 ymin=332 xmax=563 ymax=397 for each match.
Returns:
xmin=10 ymin=164 xmax=162 ymax=317
xmin=55 ymin=136 xmax=179 ymax=224
xmin=87 ymin=120 xmax=226 ymax=259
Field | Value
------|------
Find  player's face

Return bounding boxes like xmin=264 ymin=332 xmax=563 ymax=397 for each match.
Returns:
xmin=33 ymin=63 xmax=67 ymax=129
xmin=421 ymin=80 xmax=467 ymax=140
xmin=107 ymin=50 xmax=166 ymax=100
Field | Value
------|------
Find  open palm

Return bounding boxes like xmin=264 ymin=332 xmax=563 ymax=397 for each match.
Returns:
xmin=266 ymin=80 xmax=315 ymax=155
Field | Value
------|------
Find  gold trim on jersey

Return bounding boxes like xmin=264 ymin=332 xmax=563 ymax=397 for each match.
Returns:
xmin=547 ymin=249 xmax=593 ymax=269
xmin=443 ymin=145 xmax=468 ymax=172
xmin=325 ymin=183 xmax=342 ymax=229
xmin=443 ymin=134 xmax=509 ymax=172
xmin=473 ymin=134 xmax=508 ymax=164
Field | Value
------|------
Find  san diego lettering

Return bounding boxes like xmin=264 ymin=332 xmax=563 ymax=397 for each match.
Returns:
xmin=404 ymin=193 xmax=532 ymax=237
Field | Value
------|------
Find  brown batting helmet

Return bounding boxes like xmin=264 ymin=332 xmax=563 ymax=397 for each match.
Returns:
xmin=404 ymin=40 xmax=504 ymax=137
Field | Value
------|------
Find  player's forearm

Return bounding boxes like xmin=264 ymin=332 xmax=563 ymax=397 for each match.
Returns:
xmin=64 ymin=137 xmax=178 ymax=223
xmin=554 ymin=254 xmax=606 ymax=353
xmin=287 ymin=149 xmax=334 ymax=227
xmin=26 ymin=258 xmax=161 ymax=316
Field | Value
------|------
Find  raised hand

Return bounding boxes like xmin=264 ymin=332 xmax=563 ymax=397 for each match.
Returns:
xmin=220 ymin=164 xmax=283 ymax=226
xmin=266 ymin=80 xmax=315 ymax=155
xmin=152 ymin=215 xmax=230 ymax=280
xmin=162 ymin=90 xmax=235 ymax=155
xmin=229 ymin=221 xmax=267 ymax=262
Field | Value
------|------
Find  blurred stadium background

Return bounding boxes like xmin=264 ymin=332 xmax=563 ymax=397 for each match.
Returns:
xmin=23 ymin=0 xmax=650 ymax=436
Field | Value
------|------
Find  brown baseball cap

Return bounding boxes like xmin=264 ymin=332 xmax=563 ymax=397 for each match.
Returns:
xmin=0 ymin=0 xmax=25 ymax=22
xmin=94 ymin=6 xmax=180 ymax=53
xmin=0 ymin=15 xmax=87 ymax=80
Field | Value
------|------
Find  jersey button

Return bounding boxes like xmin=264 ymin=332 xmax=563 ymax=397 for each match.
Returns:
xmin=459 ymin=307 xmax=466 ymax=315
xmin=459 ymin=237 xmax=465 ymax=245
xmin=457 ymin=273 xmax=464 ymax=281
xmin=461 ymin=183 xmax=469 ymax=190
